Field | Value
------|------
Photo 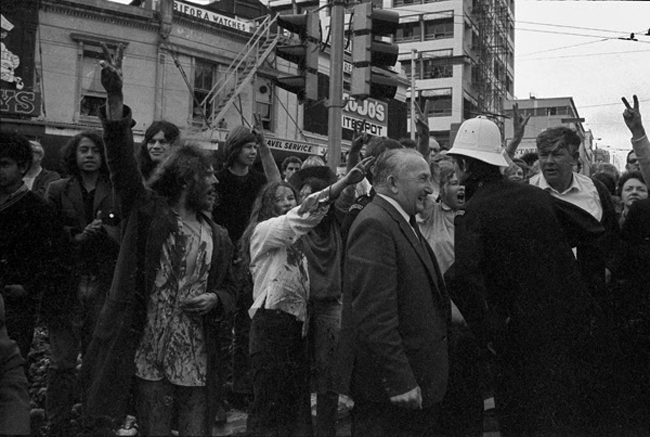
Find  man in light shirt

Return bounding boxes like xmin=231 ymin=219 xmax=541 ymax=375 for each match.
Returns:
xmin=529 ymin=126 xmax=618 ymax=294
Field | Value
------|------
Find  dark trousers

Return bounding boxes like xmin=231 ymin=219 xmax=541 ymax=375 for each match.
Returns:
xmin=247 ymin=309 xmax=312 ymax=437
xmin=351 ymin=401 xmax=441 ymax=437
xmin=135 ymin=378 xmax=207 ymax=437
xmin=4 ymin=309 xmax=36 ymax=363
xmin=438 ymin=323 xmax=484 ymax=437
xmin=0 ymin=361 xmax=31 ymax=435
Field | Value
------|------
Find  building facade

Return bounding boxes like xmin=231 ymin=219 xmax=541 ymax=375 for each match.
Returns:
xmin=504 ymin=97 xmax=595 ymax=175
xmin=392 ymin=0 xmax=515 ymax=149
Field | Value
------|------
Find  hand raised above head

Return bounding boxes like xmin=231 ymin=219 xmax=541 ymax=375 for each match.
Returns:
xmin=622 ymin=94 xmax=645 ymax=136
xmin=511 ymin=102 xmax=531 ymax=140
xmin=99 ymin=42 xmax=124 ymax=95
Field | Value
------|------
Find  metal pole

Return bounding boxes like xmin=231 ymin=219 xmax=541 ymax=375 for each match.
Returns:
xmin=327 ymin=1 xmax=345 ymax=171
xmin=410 ymin=48 xmax=417 ymax=140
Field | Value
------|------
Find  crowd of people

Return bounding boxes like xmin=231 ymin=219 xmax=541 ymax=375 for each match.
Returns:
xmin=1 ymin=42 xmax=649 ymax=437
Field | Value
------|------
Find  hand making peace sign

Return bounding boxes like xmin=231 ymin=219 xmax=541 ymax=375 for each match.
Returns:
xmin=622 ymin=94 xmax=645 ymax=138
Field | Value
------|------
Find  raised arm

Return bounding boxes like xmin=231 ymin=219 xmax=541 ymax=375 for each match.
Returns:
xmin=414 ymin=101 xmax=431 ymax=161
xmin=99 ymin=43 xmax=144 ymax=216
xmin=505 ymin=103 xmax=531 ymax=158
xmin=252 ymin=114 xmax=282 ymax=183
xmin=622 ymin=95 xmax=650 ymax=185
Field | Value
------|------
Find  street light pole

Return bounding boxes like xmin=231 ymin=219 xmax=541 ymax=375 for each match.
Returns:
xmin=327 ymin=0 xmax=345 ymax=170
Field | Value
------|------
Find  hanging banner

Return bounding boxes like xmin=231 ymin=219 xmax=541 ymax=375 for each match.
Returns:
xmin=173 ymin=1 xmax=253 ymax=33
xmin=1 ymin=2 xmax=40 ymax=117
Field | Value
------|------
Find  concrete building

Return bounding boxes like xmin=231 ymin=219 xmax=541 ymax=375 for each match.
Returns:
xmin=503 ymin=97 xmax=595 ymax=175
xmin=391 ymin=0 xmax=515 ymax=150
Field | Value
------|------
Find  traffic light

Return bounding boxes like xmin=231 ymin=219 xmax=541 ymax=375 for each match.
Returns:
xmin=351 ymin=2 xmax=400 ymax=100
xmin=275 ymin=12 xmax=320 ymax=103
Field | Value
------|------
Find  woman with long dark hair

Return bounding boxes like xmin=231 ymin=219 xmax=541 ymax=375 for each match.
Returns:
xmin=241 ymin=158 xmax=371 ymax=437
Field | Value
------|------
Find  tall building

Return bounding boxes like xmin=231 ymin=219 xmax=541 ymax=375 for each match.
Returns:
xmin=391 ymin=0 xmax=515 ymax=149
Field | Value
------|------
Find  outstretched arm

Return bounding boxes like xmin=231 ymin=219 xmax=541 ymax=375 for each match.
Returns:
xmin=622 ymin=95 xmax=650 ymax=184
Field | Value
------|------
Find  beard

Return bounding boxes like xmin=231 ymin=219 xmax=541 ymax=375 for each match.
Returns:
xmin=186 ymin=180 xmax=214 ymax=212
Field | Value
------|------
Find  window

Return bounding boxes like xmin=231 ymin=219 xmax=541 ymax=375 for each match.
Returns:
xmin=394 ymin=0 xmax=421 ymax=6
xmin=71 ymin=34 xmax=128 ymax=120
xmin=396 ymin=21 xmax=421 ymax=42
xmin=193 ymin=59 xmax=217 ymax=124
xmin=421 ymin=88 xmax=452 ymax=117
xmin=256 ymin=77 xmax=273 ymax=131
xmin=79 ymin=47 xmax=107 ymax=118
xmin=423 ymin=61 xmax=452 ymax=79
xmin=424 ymin=18 xmax=454 ymax=40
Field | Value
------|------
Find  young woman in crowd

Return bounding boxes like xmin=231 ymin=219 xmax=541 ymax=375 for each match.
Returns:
xmin=240 ymin=157 xmax=372 ymax=437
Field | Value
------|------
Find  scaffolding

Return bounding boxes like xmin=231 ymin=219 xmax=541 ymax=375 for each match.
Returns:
xmin=472 ymin=0 xmax=510 ymax=126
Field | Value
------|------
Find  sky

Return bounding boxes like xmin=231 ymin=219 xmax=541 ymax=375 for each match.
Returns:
xmin=514 ymin=0 xmax=650 ymax=169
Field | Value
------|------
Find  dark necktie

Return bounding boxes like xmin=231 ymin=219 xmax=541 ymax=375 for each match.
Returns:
xmin=409 ymin=215 xmax=424 ymax=244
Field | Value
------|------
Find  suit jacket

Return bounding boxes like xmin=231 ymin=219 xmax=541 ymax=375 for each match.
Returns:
xmin=45 ymin=175 xmax=116 ymax=240
xmin=337 ymin=195 xmax=450 ymax=408
xmin=31 ymin=168 xmax=61 ymax=198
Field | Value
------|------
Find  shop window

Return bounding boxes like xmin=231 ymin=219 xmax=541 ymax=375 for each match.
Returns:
xmin=193 ymin=59 xmax=217 ymax=124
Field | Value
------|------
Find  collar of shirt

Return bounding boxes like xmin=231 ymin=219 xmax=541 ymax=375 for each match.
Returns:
xmin=530 ymin=172 xmax=603 ymax=221
xmin=531 ymin=171 xmax=581 ymax=195
xmin=0 ymin=183 xmax=29 ymax=210
xmin=376 ymin=193 xmax=419 ymax=237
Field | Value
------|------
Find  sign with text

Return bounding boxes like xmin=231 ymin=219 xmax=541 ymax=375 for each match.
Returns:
xmin=266 ymin=138 xmax=324 ymax=155
xmin=173 ymin=1 xmax=253 ymax=33
xmin=342 ymin=92 xmax=388 ymax=136
xmin=0 ymin=89 xmax=41 ymax=116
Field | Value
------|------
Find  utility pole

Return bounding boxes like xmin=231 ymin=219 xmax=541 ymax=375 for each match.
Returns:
xmin=327 ymin=0 xmax=345 ymax=170
xmin=410 ymin=49 xmax=417 ymax=140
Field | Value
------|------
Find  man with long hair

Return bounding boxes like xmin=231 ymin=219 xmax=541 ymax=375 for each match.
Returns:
xmin=80 ymin=44 xmax=237 ymax=437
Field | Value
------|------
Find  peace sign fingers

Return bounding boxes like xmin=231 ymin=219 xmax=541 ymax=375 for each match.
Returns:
xmin=622 ymin=94 xmax=644 ymax=136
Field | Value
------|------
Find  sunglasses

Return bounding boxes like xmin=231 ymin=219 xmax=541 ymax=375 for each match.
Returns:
xmin=628 ymin=158 xmax=638 ymax=164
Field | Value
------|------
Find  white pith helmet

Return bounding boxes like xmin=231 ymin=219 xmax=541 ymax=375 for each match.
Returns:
xmin=447 ymin=116 xmax=509 ymax=167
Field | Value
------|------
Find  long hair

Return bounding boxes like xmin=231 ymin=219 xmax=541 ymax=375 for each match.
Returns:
xmin=238 ymin=181 xmax=299 ymax=270
xmin=147 ymin=143 xmax=211 ymax=203
xmin=138 ymin=121 xmax=180 ymax=180
xmin=61 ymin=131 xmax=108 ymax=178
xmin=224 ymin=126 xmax=257 ymax=169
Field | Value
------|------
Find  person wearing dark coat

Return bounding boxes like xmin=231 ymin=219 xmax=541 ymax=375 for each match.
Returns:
xmin=337 ymin=148 xmax=451 ymax=437
xmin=80 ymin=45 xmax=237 ymax=437
xmin=23 ymin=140 xmax=61 ymax=198
xmin=44 ymin=131 xmax=121 ymax=435
xmin=447 ymin=117 xmax=605 ymax=436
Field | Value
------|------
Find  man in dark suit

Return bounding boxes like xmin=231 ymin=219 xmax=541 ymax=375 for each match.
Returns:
xmin=447 ymin=117 xmax=606 ymax=436
xmin=338 ymin=148 xmax=451 ymax=437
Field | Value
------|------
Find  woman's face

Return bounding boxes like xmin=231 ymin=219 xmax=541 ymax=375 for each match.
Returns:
xmin=274 ymin=186 xmax=297 ymax=216
xmin=440 ymin=174 xmax=465 ymax=210
xmin=621 ymin=178 xmax=648 ymax=210
xmin=147 ymin=130 xmax=171 ymax=164
xmin=506 ymin=166 xmax=524 ymax=182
